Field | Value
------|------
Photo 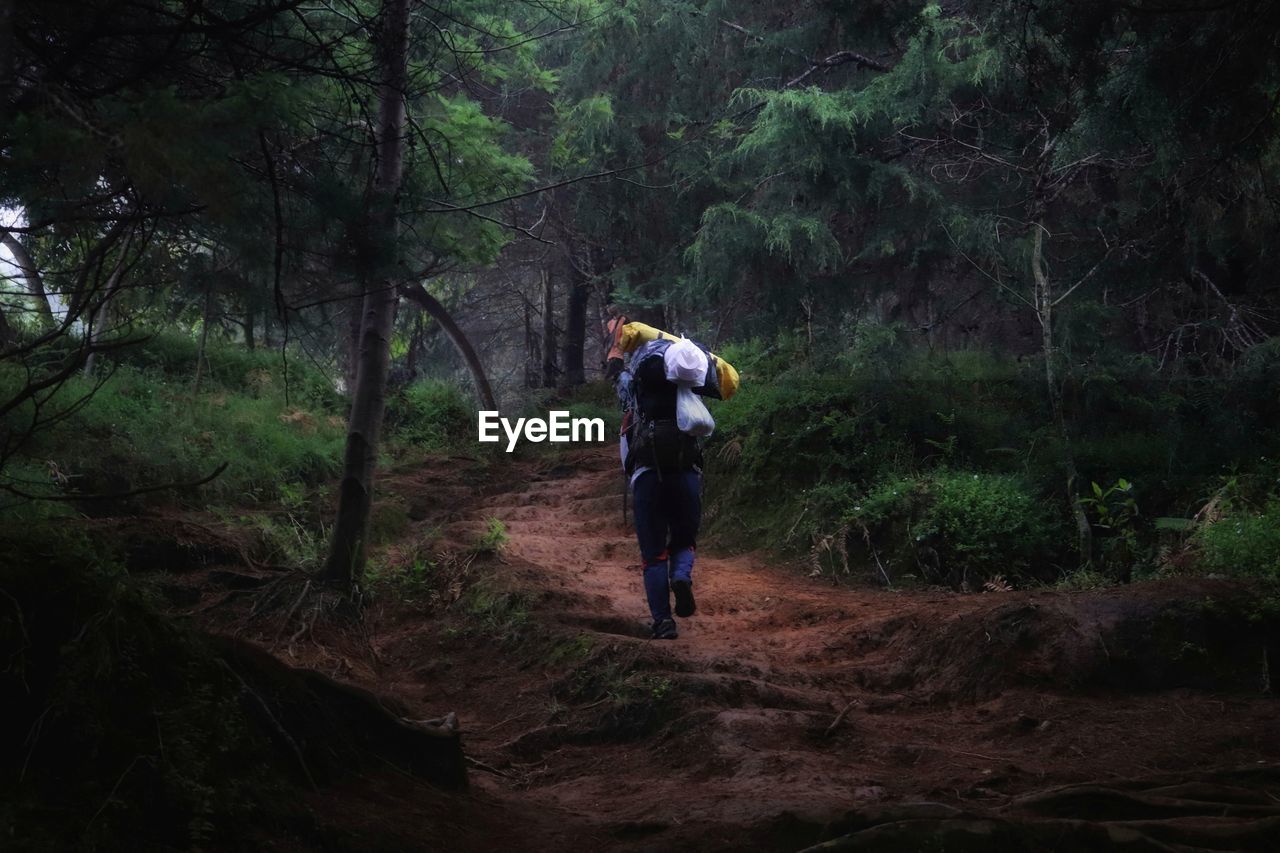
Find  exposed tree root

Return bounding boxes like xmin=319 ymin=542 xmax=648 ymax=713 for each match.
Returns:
xmin=803 ymin=766 xmax=1280 ymax=852
xmin=210 ymin=634 xmax=467 ymax=789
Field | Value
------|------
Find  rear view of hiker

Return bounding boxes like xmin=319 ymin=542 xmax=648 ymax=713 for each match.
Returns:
xmin=613 ymin=322 xmax=739 ymax=639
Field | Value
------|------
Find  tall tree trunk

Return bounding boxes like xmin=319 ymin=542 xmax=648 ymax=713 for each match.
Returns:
xmin=1032 ymin=224 xmax=1092 ymax=568
xmin=405 ymin=308 xmax=423 ymax=381
xmin=82 ymin=233 xmax=133 ymax=378
xmin=561 ymin=256 xmax=588 ymax=387
xmin=0 ymin=299 xmax=14 ymax=348
xmin=541 ymin=267 xmax=556 ymax=388
xmin=523 ymin=297 xmax=539 ymax=388
xmin=399 ymin=283 xmax=497 ymax=411
xmin=342 ymin=294 xmax=361 ymax=394
xmin=322 ymin=0 xmax=411 ymax=591
xmin=1 ymin=230 xmax=56 ymax=330
xmin=260 ymin=304 xmax=272 ymax=350
xmin=0 ymin=0 xmax=13 ymax=128
xmin=244 ymin=305 xmax=256 ymax=351
xmin=193 ymin=280 xmax=213 ymax=392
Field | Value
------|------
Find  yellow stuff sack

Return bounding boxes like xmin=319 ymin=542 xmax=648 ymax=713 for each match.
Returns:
xmin=618 ymin=322 xmax=740 ymax=401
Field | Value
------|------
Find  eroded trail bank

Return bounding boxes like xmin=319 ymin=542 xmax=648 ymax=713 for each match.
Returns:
xmin=178 ymin=447 xmax=1280 ymax=851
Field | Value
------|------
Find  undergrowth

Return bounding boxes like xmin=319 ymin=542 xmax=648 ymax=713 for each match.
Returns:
xmin=0 ymin=339 xmax=346 ymax=508
xmin=0 ymin=527 xmax=286 ymax=850
xmin=704 ymin=329 xmax=1280 ymax=588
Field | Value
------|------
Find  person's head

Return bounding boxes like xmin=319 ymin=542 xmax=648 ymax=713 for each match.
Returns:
xmin=605 ymin=303 xmax=623 ymax=319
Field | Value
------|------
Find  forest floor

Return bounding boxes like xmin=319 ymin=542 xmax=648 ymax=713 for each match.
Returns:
xmin=169 ymin=447 xmax=1280 ymax=851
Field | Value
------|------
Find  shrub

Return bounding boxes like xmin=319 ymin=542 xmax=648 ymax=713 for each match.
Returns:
xmin=1194 ymin=500 xmax=1280 ymax=579
xmin=704 ymin=334 xmax=1280 ymax=585
xmin=845 ymin=470 xmax=1058 ymax=587
xmin=385 ymin=379 xmax=472 ymax=451
xmin=104 ymin=330 xmax=342 ymax=410
xmin=705 ymin=339 xmax=1046 ymax=551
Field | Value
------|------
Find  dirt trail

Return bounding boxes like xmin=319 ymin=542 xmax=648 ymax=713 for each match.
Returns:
xmin=181 ymin=446 xmax=1280 ymax=850
xmin=411 ymin=447 xmax=1280 ymax=850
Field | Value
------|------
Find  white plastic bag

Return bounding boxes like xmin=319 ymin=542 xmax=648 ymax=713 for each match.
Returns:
xmin=676 ymin=385 xmax=715 ymax=437
xmin=664 ymin=337 xmax=708 ymax=386
xmin=664 ymin=337 xmax=714 ymax=435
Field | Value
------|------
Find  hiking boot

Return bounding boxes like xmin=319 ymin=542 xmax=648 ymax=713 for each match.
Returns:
xmin=671 ymin=579 xmax=696 ymax=618
xmin=651 ymin=618 xmax=678 ymax=640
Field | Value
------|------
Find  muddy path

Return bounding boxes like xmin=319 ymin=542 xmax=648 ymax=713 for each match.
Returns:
xmin=399 ymin=447 xmax=1279 ymax=850
xmin=184 ymin=447 xmax=1280 ymax=850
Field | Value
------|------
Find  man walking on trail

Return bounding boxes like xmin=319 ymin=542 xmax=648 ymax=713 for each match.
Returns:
xmin=611 ymin=321 xmax=739 ymax=640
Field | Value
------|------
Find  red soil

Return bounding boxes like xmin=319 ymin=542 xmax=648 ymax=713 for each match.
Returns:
xmin=192 ymin=447 xmax=1280 ymax=851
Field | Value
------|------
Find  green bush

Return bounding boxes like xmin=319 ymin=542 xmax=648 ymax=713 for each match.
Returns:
xmin=1194 ymin=501 xmax=1280 ymax=579
xmin=704 ymin=333 xmax=1280 ymax=585
xmin=385 ymin=379 xmax=472 ymax=450
xmin=84 ymin=329 xmax=343 ymax=410
xmin=918 ymin=471 xmax=1057 ymax=583
xmin=705 ymin=337 xmax=1046 ymax=550
xmin=845 ymin=470 xmax=1058 ymax=587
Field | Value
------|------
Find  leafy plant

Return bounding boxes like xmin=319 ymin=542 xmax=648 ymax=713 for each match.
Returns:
xmin=1080 ymin=478 xmax=1149 ymax=581
xmin=385 ymin=379 xmax=473 ymax=452
xmin=469 ymin=517 xmax=509 ymax=556
xmin=1193 ymin=500 xmax=1280 ymax=580
xmin=846 ymin=470 xmax=1057 ymax=587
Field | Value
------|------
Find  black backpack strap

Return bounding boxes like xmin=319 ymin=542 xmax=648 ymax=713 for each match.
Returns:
xmin=694 ymin=344 xmax=721 ymax=400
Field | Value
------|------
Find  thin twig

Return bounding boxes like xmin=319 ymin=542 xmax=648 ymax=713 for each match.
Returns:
xmin=824 ymin=699 xmax=860 ymax=738
xmin=2 ymin=462 xmax=228 ymax=502
xmin=273 ymin=580 xmax=313 ymax=650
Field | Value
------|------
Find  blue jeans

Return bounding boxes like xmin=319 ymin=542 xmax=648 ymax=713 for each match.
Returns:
xmin=632 ymin=468 xmax=702 ymax=621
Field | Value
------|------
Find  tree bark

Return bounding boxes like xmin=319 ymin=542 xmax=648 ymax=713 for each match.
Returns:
xmin=541 ymin=267 xmax=557 ymax=388
xmin=193 ymin=279 xmax=213 ymax=392
xmin=523 ymin=297 xmax=539 ymax=388
xmin=560 ymin=255 xmax=589 ymax=387
xmin=342 ymin=293 xmax=361 ymax=394
xmin=244 ymin=305 xmax=256 ymax=351
xmin=0 ymin=298 xmax=14 ymax=347
xmin=322 ymin=0 xmax=411 ymax=591
xmin=1032 ymin=224 xmax=1093 ymax=568
xmin=82 ymin=232 xmax=133 ymax=378
xmin=1 ymin=230 xmax=56 ymax=330
xmin=405 ymin=308 xmax=423 ymax=381
xmin=0 ymin=0 xmax=13 ymax=128
xmin=399 ymin=283 xmax=497 ymax=411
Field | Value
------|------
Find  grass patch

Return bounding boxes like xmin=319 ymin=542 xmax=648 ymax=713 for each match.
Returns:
xmin=1193 ymin=500 xmax=1280 ymax=580
xmin=1 ymin=362 xmax=344 ymax=507
xmin=468 ymin=517 xmax=509 ymax=555
xmin=458 ymin=580 xmax=530 ymax=643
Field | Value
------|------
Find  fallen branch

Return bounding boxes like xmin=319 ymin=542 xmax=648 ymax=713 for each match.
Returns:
xmin=1 ymin=461 xmax=229 ymax=502
xmin=464 ymin=755 xmax=512 ymax=778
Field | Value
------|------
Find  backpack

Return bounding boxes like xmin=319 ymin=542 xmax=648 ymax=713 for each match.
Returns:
xmin=622 ymin=339 xmax=712 ymax=475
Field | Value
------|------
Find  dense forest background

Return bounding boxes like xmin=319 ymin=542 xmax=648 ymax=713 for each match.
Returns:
xmin=5 ymin=0 xmax=1278 ymax=583
xmin=3 ymin=1 xmax=1280 ymax=849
